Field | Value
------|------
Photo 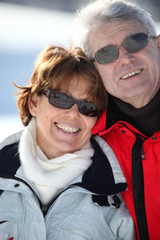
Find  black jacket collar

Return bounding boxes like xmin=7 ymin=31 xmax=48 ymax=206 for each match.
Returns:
xmin=0 ymin=138 xmax=127 ymax=196
xmin=107 ymin=89 xmax=160 ymax=137
xmin=0 ymin=142 xmax=20 ymax=177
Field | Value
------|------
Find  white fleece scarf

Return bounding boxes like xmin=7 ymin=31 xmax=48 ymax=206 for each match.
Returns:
xmin=19 ymin=118 xmax=94 ymax=205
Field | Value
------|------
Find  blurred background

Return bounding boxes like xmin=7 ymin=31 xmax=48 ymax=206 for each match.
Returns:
xmin=0 ymin=0 xmax=160 ymax=141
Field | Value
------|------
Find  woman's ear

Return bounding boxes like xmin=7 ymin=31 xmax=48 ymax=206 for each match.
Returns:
xmin=155 ymin=34 xmax=160 ymax=51
xmin=28 ymin=93 xmax=38 ymax=117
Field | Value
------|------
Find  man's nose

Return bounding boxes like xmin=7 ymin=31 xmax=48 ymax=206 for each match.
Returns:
xmin=117 ymin=46 xmax=136 ymax=66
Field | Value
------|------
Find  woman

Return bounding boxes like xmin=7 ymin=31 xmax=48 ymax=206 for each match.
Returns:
xmin=0 ymin=45 xmax=135 ymax=239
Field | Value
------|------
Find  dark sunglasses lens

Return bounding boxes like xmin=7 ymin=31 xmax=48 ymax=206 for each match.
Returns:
xmin=79 ymin=102 xmax=99 ymax=117
xmin=124 ymin=33 xmax=148 ymax=53
xmin=95 ymin=45 xmax=118 ymax=64
xmin=45 ymin=90 xmax=99 ymax=117
xmin=49 ymin=92 xmax=73 ymax=109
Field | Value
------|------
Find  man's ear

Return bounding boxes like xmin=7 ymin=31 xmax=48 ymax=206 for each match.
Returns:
xmin=28 ymin=93 xmax=38 ymax=117
xmin=155 ymin=34 xmax=160 ymax=51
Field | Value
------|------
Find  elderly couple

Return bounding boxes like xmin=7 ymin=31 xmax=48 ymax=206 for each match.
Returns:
xmin=0 ymin=0 xmax=160 ymax=239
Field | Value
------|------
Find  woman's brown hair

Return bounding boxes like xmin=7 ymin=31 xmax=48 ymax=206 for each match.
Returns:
xmin=15 ymin=45 xmax=108 ymax=126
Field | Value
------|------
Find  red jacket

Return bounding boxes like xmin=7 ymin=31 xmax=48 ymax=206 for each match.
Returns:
xmin=92 ymin=110 xmax=160 ymax=240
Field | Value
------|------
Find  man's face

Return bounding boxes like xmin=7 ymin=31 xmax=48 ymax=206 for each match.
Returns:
xmin=88 ymin=20 xmax=160 ymax=108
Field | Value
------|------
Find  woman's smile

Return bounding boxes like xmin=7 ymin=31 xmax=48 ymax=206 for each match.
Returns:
xmin=55 ymin=122 xmax=81 ymax=134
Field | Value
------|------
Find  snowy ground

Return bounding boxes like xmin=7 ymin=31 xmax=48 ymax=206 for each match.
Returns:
xmin=0 ymin=115 xmax=24 ymax=142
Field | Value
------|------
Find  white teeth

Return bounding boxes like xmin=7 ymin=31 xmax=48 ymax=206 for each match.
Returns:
xmin=121 ymin=69 xmax=142 ymax=79
xmin=55 ymin=123 xmax=79 ymax=133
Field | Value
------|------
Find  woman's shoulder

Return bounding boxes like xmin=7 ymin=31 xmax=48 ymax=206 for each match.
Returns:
xmin=0 ymin=131 xmax=22 ymax=175
xmin=0 ymin=130 xmax=22 ymax=150
xmin=92 ymin=136 xmax=126 ymax=184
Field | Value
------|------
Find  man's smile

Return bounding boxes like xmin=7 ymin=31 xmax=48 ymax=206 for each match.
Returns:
xmin=120 ymin=69 xmax=142 ymax=79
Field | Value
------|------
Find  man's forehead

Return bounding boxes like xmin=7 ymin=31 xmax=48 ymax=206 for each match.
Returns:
xmin=88 ymin=19 xmax=146 ymax=48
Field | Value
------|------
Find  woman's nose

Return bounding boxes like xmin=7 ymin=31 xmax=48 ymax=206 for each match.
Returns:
xmin=64 ymin=104 xmax=80 ymax=117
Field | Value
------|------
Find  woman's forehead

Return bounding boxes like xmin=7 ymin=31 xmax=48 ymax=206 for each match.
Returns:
xmin=59 ymin=77 xmax=92 ymax=99
xmin=59 ymin=75 xmax=90 ymax=90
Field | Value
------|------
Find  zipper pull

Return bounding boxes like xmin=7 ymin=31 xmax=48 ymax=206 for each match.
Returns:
xmin=111 ymin=195 xmax=121 ymax=208
xmin=141 ymin=148 xmax=145 ymax=160
xmin=42 ymin=205 xmax=48 ymax=216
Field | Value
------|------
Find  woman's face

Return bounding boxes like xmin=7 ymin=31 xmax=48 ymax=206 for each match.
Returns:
xmin=29 ymin=76 xmax=97 ymax=159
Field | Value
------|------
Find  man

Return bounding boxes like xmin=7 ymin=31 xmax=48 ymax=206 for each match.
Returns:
xmin=74 ymin=0 xmax=160 ymax=239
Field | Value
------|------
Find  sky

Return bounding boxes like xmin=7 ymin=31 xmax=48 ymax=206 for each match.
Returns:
xmin=0 ymin=3 xmax=76 ymax=141
xmin=0 ymin=2 xmax=75 ymax=51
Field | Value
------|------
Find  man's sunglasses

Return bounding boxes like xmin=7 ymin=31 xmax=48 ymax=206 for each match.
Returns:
xmin=43 ymin=90 xmax=100 ymax=117
xmin=91 ymin=32 xmax=155 ymax=64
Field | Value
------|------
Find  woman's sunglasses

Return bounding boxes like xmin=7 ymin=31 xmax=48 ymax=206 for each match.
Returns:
xmin=91 ymin=32 xmax=155 ymax=64
xmin=43 ymin=90 xmax=100 ymax=117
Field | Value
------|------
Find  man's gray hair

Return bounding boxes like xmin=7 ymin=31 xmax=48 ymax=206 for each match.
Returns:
xmin=74 ymin=0 xmax=157 ymax=58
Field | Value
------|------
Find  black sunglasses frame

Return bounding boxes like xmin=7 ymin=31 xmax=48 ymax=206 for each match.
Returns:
xmin=91 ymin=32 xmax=155 ymax=64
xmin=43 ymin=90 xmax=100 ymax=117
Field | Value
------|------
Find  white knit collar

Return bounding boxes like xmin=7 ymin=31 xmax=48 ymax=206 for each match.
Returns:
xmin=19 ymin=118 xmax=94 ymax=204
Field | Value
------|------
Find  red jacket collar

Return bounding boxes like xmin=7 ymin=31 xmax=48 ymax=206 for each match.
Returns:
xmin=92 ymin=110 xmax=107 ymax=135
xmin=92 ymin=109 xmax=147 ymax=139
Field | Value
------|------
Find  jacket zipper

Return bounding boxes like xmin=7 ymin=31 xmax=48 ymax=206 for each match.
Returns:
xmin=40 ymin=186 xmax=74 ymax=217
